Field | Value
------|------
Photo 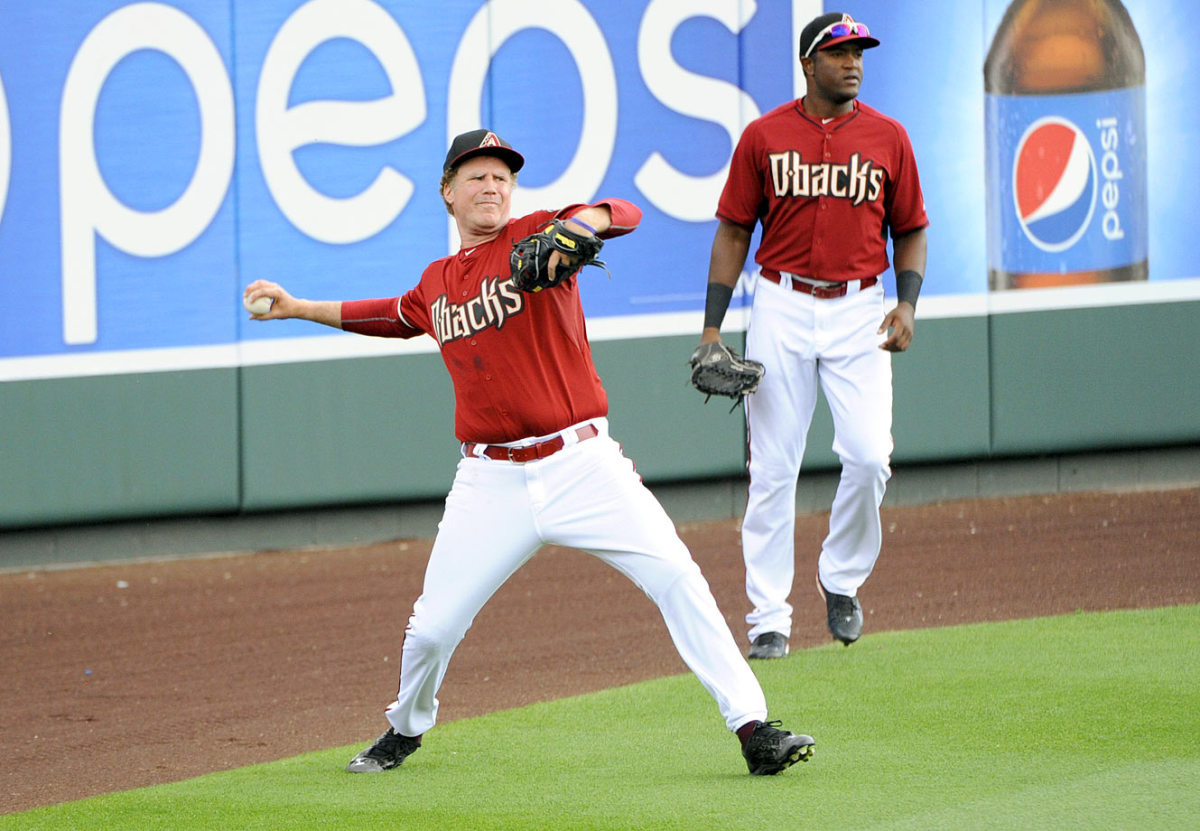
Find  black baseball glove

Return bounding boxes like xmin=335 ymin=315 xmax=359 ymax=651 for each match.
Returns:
xmin=510 ymin=218 xmax=608 ymax=293
xmin=689 ymin=341 xmax=765 ymax=407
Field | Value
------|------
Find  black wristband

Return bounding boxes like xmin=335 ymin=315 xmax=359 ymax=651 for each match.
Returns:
xmin=895 ymin=269 xmax=923 ymax=309
xmin=703 ymin=282 xmax=735 ymax=330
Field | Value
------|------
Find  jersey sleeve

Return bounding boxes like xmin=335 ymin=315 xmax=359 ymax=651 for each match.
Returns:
xmin=558 ymin=199 xmax=642 ymax=238
xmin=340 ymin=292 xmax=425 ymax=339
xmin=715 ymin=125 xmax=763 ymax=230
xmin=885 ymin=124 xmax=929 ymax=238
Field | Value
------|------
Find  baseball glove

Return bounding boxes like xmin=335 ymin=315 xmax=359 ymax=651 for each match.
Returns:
xmin=510 ymin=218 xmax=608 ymax=293
xmin=689 ymin=341 xmax=765 ymax=407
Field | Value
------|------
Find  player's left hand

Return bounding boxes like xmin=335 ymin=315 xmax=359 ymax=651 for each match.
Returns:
xmin=878 ymin=302 xmax=915 ymax=352
xmin=509 ymin=218 xmax=608 ymax=293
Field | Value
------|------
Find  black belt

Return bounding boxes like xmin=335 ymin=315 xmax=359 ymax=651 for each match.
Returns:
xmin=463 ymin=423 xmax=600 ymax=463
xmin=760 ymin=269 xmax=877 ymax=299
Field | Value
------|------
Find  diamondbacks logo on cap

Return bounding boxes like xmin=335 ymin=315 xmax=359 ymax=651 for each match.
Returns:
xmin=1013 ymin=116 xmax=1097 ymax=253
xmin=479 ymin=132 xmax=502 ymax=148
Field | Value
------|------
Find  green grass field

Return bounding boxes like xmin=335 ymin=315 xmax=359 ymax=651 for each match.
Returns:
xmin=6 ymin=606 xmax=1198 ymax=830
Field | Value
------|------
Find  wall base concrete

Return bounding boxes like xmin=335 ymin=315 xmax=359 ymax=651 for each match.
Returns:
xmin=3 ymin=444 xmax=1197 ymax=572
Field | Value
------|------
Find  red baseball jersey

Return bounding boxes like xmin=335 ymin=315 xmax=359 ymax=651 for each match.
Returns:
xmin=340 ymin=200 xmax=641 ymax=444
xmin=717 ymin=98 xmax=928 ymax=281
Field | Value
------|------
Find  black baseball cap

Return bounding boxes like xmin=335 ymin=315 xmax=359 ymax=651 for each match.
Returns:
xmin=443 ymin=129 xmax=525 ymax=174
xmin=799 ymin=12 xmax=880 ymax=59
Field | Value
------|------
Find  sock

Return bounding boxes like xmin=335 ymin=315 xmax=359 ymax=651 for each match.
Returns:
xmin=736 ymin=721 xmax=761 ymax=748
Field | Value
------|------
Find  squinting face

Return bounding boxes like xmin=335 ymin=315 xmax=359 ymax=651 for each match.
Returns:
xmin=443 ymin=155 xmax=514 ymax=236
xmin=806 ymin=43 xmax=865 ymax=105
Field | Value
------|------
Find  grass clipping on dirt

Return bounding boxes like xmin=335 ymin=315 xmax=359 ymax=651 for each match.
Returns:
xmin=7 ymin=605 xmax=1198 ymax=831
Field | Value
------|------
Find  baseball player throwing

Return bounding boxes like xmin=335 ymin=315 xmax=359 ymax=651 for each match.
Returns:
xmin=694 ymin=13 xmax=929 ymax=658
xmin=244 ymin=130 xmax=814 ymax=775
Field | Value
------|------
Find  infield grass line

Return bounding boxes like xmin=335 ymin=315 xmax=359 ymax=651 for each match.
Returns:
xmin=4 ymin=605 xmax=1198 ymax=830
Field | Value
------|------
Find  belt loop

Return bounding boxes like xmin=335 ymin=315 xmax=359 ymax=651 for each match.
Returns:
xmin=565 ymin=421 xmax=599 ymax=447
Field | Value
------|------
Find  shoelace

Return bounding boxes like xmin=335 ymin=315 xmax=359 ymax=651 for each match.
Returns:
xmin=830 ymin=595 xmax=857 ymax=617
xmin=754 ymin=720 xmax=790 ymax=743
xmin=369 ymin=730 xmax=418 ymax=759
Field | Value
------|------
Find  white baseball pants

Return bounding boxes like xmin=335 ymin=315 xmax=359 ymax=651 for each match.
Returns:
xmin=384 ymin=418 xmax=769 ymax=737
xmin=742 ymin=276 xmax=894 ymax=642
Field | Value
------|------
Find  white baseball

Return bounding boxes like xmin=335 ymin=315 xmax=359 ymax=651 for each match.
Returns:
xmin=244 ymin=295 xmax=273 ymax=315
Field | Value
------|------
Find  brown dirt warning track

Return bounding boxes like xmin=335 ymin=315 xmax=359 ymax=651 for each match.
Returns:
xmin=2 ymin=487 xmax=1198 ymax=814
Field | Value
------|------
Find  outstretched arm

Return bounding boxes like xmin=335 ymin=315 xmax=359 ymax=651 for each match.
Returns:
xmin=244 ymin=280 xmax=343 ymax=329
xmin=563 ymin=204 xmax=611 ymax=235
xmin=544 ymin=200 xmax=642 ymax=278
xmin=558 ymin=198 xmax=642 ymax=238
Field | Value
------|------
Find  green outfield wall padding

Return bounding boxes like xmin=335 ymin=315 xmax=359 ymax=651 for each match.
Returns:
xmin=239 ymin=353 xmax=459 ymax=512
xmin=989 ymin=302 xmax=1200 ymax=455
xmin=590 ymin=335 xmax=747 ymax=479
xmin=0 ymin=370 xmax=240 ymax=528
xmin=1 ymin=302 xmax=1197 ymax=530
xmin=894 ymin=314 xmax=992 ymax=462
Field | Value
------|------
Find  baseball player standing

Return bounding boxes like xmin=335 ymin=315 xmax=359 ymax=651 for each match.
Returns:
xmin=695 ymin=13 xmax=929 ymax=658
xmin=244 ymin=130 xmax=815 ymax=775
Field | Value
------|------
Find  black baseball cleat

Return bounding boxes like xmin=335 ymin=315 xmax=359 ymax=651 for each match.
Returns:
xmin=742 ymin=721 xmax=815 ymax=775
xmin=346 ymin=727 xmax=422 ymax=773
xmin=747 ymin=631 xmax=789 ymax=660
xmin=818 ymin=575 xmax=863 ymax=645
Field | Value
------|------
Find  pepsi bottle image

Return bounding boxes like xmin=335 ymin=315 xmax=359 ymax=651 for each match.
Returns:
xmin=985 ymin=0 xmax=1147 ymax=290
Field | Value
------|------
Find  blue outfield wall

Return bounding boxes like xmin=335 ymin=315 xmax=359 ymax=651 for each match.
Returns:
xmin=1 ymin=1 xmax=1199 ymax=530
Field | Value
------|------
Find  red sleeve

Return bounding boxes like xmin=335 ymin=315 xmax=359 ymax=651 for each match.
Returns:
xmin=715 ymin=124 xmax=763 ymax=230
xmin=340 ymin=295 xmax=423 ymax=338
xmin=885 ymin=125 xmax=929 ymax=238
xmin=558 ymin=199 xmax=642 ymax=238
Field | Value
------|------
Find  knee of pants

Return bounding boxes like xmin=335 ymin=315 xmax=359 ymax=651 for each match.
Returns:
xmin=403 ymin=615 xmax=467 ymax=658
xmin=638 ymin=554 xmax=707 ymax=604
xmin=748 ymin=453 xmax=802 ymax=489
xmin=840 ymin=454 xmax=892 ymax=487
xmin=664 ymin=559 xmax=718 ymax=603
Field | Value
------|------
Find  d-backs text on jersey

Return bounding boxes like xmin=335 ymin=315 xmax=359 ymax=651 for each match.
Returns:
xmin=768 ymin=151 xmax=884 ymax=206
xmin=429 ymin=275 xmax=525 ymax=346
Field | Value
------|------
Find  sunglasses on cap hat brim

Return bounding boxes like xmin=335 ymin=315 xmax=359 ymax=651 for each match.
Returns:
xmin=803 ymin=20 xmax=878 ymax=58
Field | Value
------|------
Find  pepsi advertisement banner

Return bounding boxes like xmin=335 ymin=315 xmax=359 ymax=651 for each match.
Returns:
xmin=0 ymin=0 xmax=1197 ymax=381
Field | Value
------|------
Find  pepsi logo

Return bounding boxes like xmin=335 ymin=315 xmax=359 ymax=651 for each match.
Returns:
xmin=1012 ymin=116 xmax=1097 ymax=253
